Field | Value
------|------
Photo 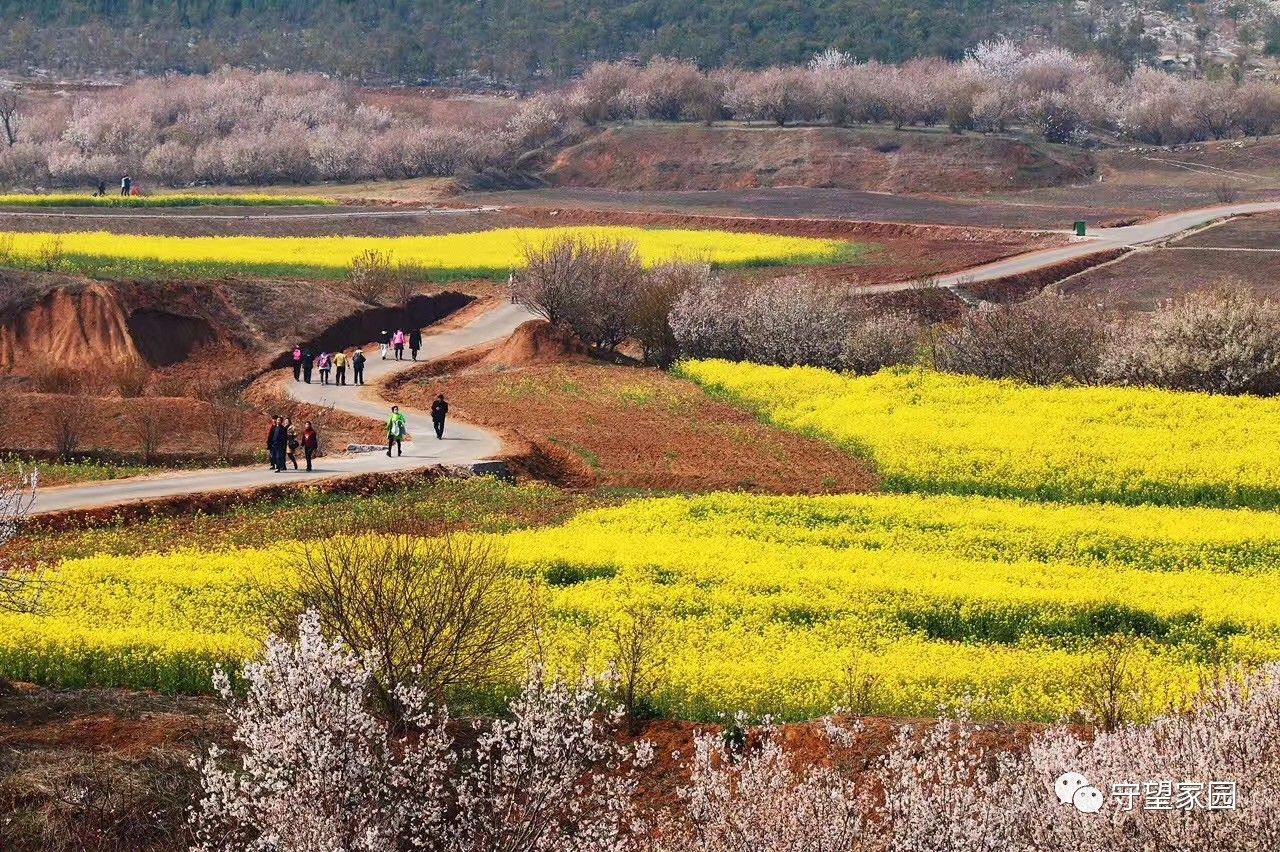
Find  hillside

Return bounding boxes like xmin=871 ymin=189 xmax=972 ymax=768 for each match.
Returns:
xmin=545 ymin=125 xmax=1096 ymax=193
xmin=0 ymin=0 xmax=1179 ymax=82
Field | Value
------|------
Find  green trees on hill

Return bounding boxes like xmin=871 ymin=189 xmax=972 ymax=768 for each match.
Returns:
xmin=1 ymin=0 xmax=1104 ymax=82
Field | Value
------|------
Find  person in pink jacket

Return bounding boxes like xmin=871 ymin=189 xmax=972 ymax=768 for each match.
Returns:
xmin=392 ymin=329 xmax=407 ymax=361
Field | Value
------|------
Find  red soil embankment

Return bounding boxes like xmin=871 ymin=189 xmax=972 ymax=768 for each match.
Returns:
xmin=548 ymin=125 xmax=1096 ymax=194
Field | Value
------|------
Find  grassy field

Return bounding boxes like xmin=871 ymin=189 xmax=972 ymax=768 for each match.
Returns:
xmin=0 ymin=193 xmax=337 ymax=208
xmin=3 ymin=455 xmax=161 ymax=488
xmin=4 ymin=488 xmax=1276 ymax=719
xmin=0 ymin=226 xmax=862 ymax=281
xmin=679 ymin=362 xmax=1280 ymax=509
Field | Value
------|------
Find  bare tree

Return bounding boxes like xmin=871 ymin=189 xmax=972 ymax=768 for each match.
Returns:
xmin=392 ymin=259 xmax=426 ymax=306
xmin=0 ymin=463 xmax=37 ymax=613
xmin=110 ymin=354 xmax=151 ymax=398
xmin=515 ymin=235 xmax=646 ymax=352
xmin=634 ymin=261 xmax=709 ymax=367
xmin=125 ymin=400 xmax=165 ymax=464
xmin=934 ymin=294 xmax=1108 ymax=385
xmin=280 ymin=534 xmax=529 ymax=723
xmin=344 ymin=249 xmax=395 ymax=305
xmin=0 ymin=87 xmax=20 ymax=147
xmin=606 ymin=601 xmax=668 ymax=732
xmin=48 ymin=395 xmax=85 ymax=459
xmin=1079 ymin=635 xmax=1141 ymax=732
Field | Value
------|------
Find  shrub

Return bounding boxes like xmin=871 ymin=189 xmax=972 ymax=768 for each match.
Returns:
xmin=110 ymin=354 xmax=150 ymax=398
xmin=345 ymin=248 xmax=395 ymax=305
xmin=280 ymin=535 xmax=528 ymax=721
xmin=515 ymin=235 xmax=646 ymax=352
xmin=191 ymin=612 xmax=651 ymax=852
xmin=634 ymin=261 xmax=711 ymax=367
xmin=842 ymin=310 xmax=922 ymax=374
xmin=669 ymin=274 xmax=745 ymax=361
xmin=934 ymin=294 xmax=1108 ymax=385
xmin=738 ymin=277 xmax=854 ymax=369
xmin=1101 ymin=281 xmax=1280 ymax=395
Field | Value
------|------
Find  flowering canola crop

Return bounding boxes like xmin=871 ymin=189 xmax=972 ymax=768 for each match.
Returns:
xmin=0 ymin=193 xmax=337 ymax=208
xmin=5 ymin=492 xmax=1277 ymax=721
xmin=679 ymin=362 xmax=1280 ymax=509
xmin=0 ymin=227 xmax=854 ymax=280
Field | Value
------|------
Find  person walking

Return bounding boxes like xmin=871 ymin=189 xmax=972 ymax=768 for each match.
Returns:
xmin=266 ymin=415 xmax=281 ymax=470
xmin=94 ymin=181 xmax=107 ymax=198
xmin=333 ymin=349 xmax=347 ymax=386
xmin=409 ymin=328 xmax=423 ymax=361
xmin=268 ymin=415 xmax=289 ymax=472
xmin=301 ymin=421 xmax=319 ymax=471
xmin=379 ymin=330 xmax=390 ymax=360
xmin=392 ymin=329 xmax=406 ymax=361
xmin=430 ymin=393 xmax=448 ymax=439
xmin=284 ymin=417 xmax=300 ymax=470
xmin=291 ymin=346 xmax=303 ymax=382
xmin=318 ymin=351 xmax=331 ymax=385
xmin=120 ymin=174 xmax=131 ymax=197
xmin=301 ymin=348 xmax=314 ymax=384
xmin=352 ymin=349 xmax=366 ymax=385
xmin=386 ymin=405 xmax=407 ymax=457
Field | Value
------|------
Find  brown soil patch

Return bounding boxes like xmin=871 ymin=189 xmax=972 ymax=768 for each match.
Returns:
xmin=548 ymin=125 xmax=1095 ymax=194
xmin=0 ymin=392 xmax=381 ymax=465
xmin=459 ymin=185 xmax=1133 ymax=230
xmin=1059 ymin=246 xmax=1280 ymax=311
xmin=0 ymin=207 xmax=534 ymax=238
xmin=958 ymin=247 xmax=1131 ymax=304
xmin=390 ymin=339 xmax=876 ymax=494
xmin=1172 ymin=211 xmax=1280 ymax=248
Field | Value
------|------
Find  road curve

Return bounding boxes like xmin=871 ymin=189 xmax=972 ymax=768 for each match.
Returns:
xmin=23 ymin=199 xmax=1279 ymax=514
xmin=29 ymin=302 xmax=537 ymax=515
xmin=856 ymin=200 xmax=1280 ymax=295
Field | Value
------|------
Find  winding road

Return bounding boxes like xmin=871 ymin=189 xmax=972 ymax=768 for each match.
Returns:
xmin=29 ymin=302 xmax=537 ymax=515
xmin=23 ymin=200 xmax=1280 ymax=515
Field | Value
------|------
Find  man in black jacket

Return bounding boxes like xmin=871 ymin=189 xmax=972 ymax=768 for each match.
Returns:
xmin=409 ymin=328 xmax=423 ymax=361
xmin=267 ymin=415 xmax=289 ymax=471
xmin=301 ymin=349 xmax=315 ymax=384
xmin=352 ymin=349 xmax=366 ymax=385
xmin=430 ymin=394 xmax=448 ymax=439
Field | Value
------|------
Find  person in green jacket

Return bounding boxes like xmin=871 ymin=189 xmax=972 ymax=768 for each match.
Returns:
xmin=386 ymin=405 xmax=407 ymax=457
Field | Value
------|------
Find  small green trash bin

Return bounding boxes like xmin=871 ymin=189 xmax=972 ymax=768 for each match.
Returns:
xmin=1073 ymin=220 xmax=1087 ymax=237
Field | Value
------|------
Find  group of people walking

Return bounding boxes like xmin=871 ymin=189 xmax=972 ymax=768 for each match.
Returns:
xmin=378 ymin=328 xmax=423 ymax=361
xmin=292 ymin=346 xmax=367 ymax=386
xmin=266 ymin=416 xmax=319 ymax=472
xmin=283 ymin=325 xmax=452 ymax=468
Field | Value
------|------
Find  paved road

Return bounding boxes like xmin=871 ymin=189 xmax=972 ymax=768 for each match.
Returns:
xmin=30 ymin=302 xmax=537 ymax=515
xmin=857 ymin=201 xmax=1280 ymax=294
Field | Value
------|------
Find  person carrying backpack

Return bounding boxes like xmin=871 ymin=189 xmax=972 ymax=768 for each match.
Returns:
xmin=352 ymin=349 xmax=366 ymax=385
xmin=386 ymin=405 xmax=407 ymax=457
xmin=409 ymin=328 xmax=423 ymax=361
xmin=430 ymin=393 xmax=448 ymax=439
xmin=318 ymin=352 xmax=331 ymax=385
xmin=301 ymin=421 xmax=319 ymax=471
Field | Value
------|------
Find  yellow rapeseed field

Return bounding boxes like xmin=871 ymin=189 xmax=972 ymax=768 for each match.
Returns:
xmin=0 ymin=226 xmax=854 ymax=279
xmin=5 ymin=492 xmax=1277 ymax=720
xmin=680 ymin=362 xmax=1280 ymax=508
xmin=0 ymin=193 xmax=336 ymax=207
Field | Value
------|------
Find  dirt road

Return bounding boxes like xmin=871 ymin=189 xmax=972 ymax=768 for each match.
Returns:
xmin=29 ymin=303 xmax=537 ymax=515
